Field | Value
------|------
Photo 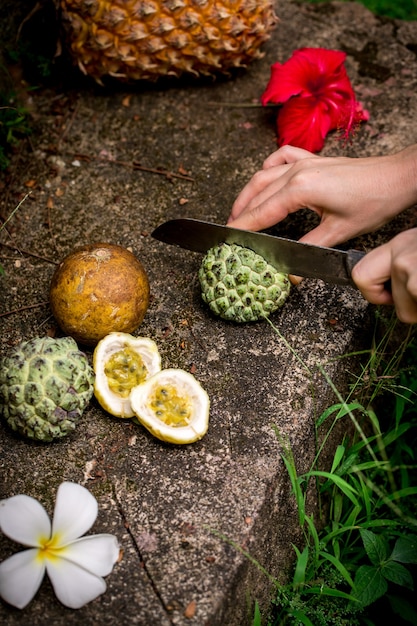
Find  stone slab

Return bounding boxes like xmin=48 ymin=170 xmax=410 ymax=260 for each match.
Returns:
xmin=1 ymin=2 xmax=417 ymax=625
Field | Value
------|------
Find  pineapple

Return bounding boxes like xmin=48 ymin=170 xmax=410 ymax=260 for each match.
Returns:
xmin=58 ymin=0 xmax=278 ymax=82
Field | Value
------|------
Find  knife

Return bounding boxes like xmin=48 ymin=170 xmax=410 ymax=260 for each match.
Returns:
xmin=151 ymin=218 xmax=365 ymax=287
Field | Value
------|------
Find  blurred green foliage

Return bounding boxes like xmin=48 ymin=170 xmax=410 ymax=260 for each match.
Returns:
xmin=301 ymin=0 xmax=417 ymax=20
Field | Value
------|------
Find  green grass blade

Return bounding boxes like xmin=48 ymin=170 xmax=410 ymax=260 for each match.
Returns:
xmin=292 ymin=545 xmax=309 ymax=586
xmin=318 ymin=551 xmax=355 ymax=587
xmin=307 ymin=471 xmax=360 ymax=506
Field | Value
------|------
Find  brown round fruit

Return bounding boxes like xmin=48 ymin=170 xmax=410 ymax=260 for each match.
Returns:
xmin=49 ymin=243 xmax=150 ymax=346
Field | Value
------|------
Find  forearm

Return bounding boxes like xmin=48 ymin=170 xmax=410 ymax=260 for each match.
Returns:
xmin=386 ymin=144 xmax=417 ymax=211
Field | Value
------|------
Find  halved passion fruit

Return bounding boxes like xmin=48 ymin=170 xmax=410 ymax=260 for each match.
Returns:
xmin=93 ymin=332 xmax=161 ymax=417
xmin=130 ymin=368 xmax=210 ymax=444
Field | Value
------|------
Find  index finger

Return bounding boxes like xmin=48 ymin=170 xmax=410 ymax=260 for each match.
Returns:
xmin=263 ymin=145 xmax=318 ymax=168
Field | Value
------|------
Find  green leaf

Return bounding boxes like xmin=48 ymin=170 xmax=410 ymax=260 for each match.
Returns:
xmin=330 ymin=444 xmax=346 ymax=473
xmin=382 ymin=421 xmax=413 ymax=446
xmin=288 ymin=609 xmax=315 ymax=626
xmin=316 ymin=402 xmax=365 ymax=429
xmin=252 ymin=600 xmax=261 ymax=626
xmin=308 ymin=471 xmax=359 ymax=506
xmin=318 ymin=551 xmax=355 ymax=588
xmin=353 ymin=564 xmax=388 ymax=608
xmin=388 ymin=594 xmax=417 ymax=624
xmin=385 ymin=487 xmax=417 ymax=502
xmin=382 ymin=560 xmax=414 ymax=589
xmin=304 ymin=586 xmax=358 ymax=601
xmin=281 ymin=453 xmax=305 ymax=525
xmin=390 ymin=535 xmax=417 ymax=564
xmin=360 ymin=528 xmax=388 ymax=565
xmin=292 ymin=545 xmax=309 ymax=586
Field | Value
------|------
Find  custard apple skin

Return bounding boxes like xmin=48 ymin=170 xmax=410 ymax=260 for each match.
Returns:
xmin=199 ymin=243 xmax=290 ymax=323
xmin=0 ymin=336 xmax=95 ymax=442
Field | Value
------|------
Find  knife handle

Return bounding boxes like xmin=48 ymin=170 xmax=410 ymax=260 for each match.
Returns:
xmin=346 ymin=248 xmax=393 ymax=294
xmin=346 ymin=249 xmax=366 ymax=287
xmin=346 ymin=249 xmax=366 ymax=276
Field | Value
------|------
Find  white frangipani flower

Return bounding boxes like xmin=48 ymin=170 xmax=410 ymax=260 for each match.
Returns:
xmin=0 ymin=482 xmax=119 ymax=609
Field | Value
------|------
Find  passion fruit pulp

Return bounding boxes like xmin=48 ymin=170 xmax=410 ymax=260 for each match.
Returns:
xmin=93 ymin=332 xmax=161 ymax=418
xmin=130 ymin=368 xmax=210 ymax=444
xmin=49 ymin=243 xmax=150 ymax=346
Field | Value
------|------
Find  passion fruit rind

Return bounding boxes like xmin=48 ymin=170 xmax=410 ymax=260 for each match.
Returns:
xmin=130 ymin=368 xmax=210 ymax=444
xmin=49 ymin=243 xmax=150 ymax=346
xmin=93 ymin=332 xmax=161 ymax=418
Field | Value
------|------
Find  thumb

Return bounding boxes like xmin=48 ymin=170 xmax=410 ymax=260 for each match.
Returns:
xmin=351 ymin=246 xmax=394 ymax=305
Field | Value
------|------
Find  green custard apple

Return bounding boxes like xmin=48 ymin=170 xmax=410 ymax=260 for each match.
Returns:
xmin=0 ymin=336 xmax=94 ymax=442
xmin=199 ymin=243 xmax=290 ymax=323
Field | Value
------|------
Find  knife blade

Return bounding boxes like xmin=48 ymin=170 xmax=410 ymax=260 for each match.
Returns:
xmin=152 ymin=218 xmax=365 ymax=287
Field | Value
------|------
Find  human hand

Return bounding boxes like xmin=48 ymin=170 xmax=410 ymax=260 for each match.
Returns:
xmin=228 ymin=144 xmax=417 ymax=248
xmin=352 ymin=229 xmax=417 ymax=324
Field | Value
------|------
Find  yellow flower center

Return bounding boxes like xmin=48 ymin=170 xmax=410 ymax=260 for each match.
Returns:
xmin=36 ymin=533 xmax=66 ymax=563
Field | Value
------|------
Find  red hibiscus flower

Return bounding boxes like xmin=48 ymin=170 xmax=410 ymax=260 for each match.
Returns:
xmin=261 ymin=48 xmax=369 ymax=153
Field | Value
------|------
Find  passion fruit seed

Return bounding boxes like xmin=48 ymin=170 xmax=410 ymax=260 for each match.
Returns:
xmin=149 ymin=384 xmax=193 ymax=427
xmin=130 ymin=368 xmax=210 ymax=444
xmin=104 ymin=345 xmax=149 ymax=398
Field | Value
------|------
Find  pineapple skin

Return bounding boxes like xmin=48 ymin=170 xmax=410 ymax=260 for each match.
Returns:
xmin=59 ymin=0 xmax=279 ymax=82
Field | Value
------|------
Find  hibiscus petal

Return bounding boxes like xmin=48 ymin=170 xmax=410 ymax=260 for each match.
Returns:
xmin=46 ymin=557 xmax=108 ymax=609
xmin=52 ymin=482 xmax=98 ymax=545
xmin=261 ymin=47 xmax=348 ymax=105
xmin=59 ymin=534 xmax=120 ymax=576
xmin=277 ymin=97 xmax=333 ymax=153
xmin=297 ymin=47 xmax=347 ymax=79
xmin=0 ymin=549 xmax=45 ymax=609
xmin=0 ymin=495 xmax=51 ymax=547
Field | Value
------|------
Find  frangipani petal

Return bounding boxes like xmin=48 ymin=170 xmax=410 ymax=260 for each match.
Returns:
xmin=46 ymin=557 xmax=107 ymax=609
xmin=52 ymin=482 xmax=98 ymax=545
xmin=0 ymin=483 xmax=119 ymax=610
xmin=59 ymin=534 xmax=120 ymax=576
xmin=0 ymin=549 xmax=45 ymax=609
xmin=0 ymin=495 xmax=51 ymax=547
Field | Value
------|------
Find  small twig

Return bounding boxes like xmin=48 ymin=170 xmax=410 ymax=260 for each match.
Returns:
xmin=0 ymin=242 xmax=58 ymax=265
xmin=130 ymin=160 xmax=194 ymax=181
xmin=71 ymin=153 xmax=195 ymax=182
xmin=0 ymin=192 xmax=32 ymax=233
xmin=204 ymin=102 xmax=278 ymax=108
xmin=0 ymin=301 xmax=49 ymax=318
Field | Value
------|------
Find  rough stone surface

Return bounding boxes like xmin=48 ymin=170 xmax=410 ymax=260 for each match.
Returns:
xmin=1 ymin=2 xmax=417 ymax=625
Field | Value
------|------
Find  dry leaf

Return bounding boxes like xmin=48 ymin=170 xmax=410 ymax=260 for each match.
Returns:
xmin=184 ymin=600 xmax=197 ymax=619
